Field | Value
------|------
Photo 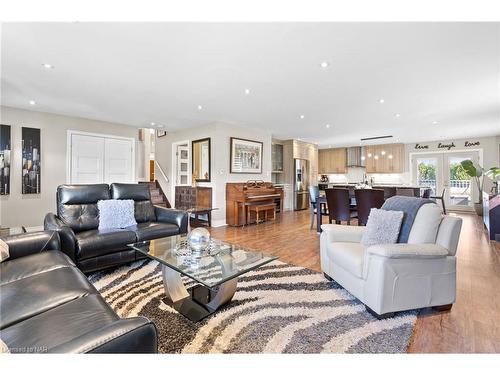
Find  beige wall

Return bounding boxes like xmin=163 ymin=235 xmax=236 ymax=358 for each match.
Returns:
xmin=0 ymin=106 xmax=142 ymax=227
xmin=155 ymin=122 xmax=272 ymax=226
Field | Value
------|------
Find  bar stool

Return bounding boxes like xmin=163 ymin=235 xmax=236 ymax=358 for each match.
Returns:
xmin=430 ymin=188 xmax=447 ymax=214
xmin=355 ymin=189 xmax=385 ymax=226
xmin=325 ymin=188 xmax=357 ymax=225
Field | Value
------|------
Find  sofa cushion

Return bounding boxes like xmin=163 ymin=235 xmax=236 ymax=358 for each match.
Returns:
xmin=0 ymin=266 xmax=96 ymax=329
xmin=0 ymin=294 xmax=118 ymax=353
xmin=408 ymin=203 xmax=443 ymax=244
xmin=326 ymin=242 xmax=366 ymax=279
xmin=57 ymin=184 xmax=110 ymax=232
xmin=110 ymin=183 xmax=156 ymax=223
xmin=0 ymin=251 xmax=74 ymax=286
xmin=97 ymin=199 xmax=137 ymax=230
xmin=128 ymin=222 xmax=180 ymax=242
xmin=75 ymin=229 xmax=137 ymax=260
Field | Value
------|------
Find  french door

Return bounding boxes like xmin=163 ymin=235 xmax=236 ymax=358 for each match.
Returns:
xmin=412 ymin=151 xmax=480 ymax=211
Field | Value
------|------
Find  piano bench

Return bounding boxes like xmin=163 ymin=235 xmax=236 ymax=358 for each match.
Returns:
xmin=246 ymin=203 xmax=277 ymax=225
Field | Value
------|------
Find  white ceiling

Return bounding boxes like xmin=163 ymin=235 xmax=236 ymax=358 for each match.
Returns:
xmin=1 ymin=22 xmax=499 ymax=147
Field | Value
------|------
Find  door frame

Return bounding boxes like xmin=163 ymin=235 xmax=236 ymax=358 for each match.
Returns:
xmin=66 ymin=130 xmax=136 ymax=184
xmin=409 ymin=148 xmax=483 ymax=212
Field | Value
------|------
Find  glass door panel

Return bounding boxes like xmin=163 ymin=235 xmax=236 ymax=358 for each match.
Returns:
xmin=415 ymin=156 xmax=440 ymax=196
xmin=444 ymin=152 xmax=478 ymax=211
xmin=176 ymin=144 xmax=190 ymax=186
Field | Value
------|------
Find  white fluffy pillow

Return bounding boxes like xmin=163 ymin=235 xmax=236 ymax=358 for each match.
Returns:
xmin=407 ymin=203 xmax=443 ymax=244
xmin=361 ymin=208 xmax=404 ymax=247
xmin=0 ymin=239 xmax=9 ymax=263
xmin=0 ymin=338 xmax=9 ymax=353
xmin=97 ymin=199 xmax=137 ymax=230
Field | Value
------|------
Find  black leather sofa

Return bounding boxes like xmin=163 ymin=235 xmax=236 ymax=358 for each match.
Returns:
xmin=0 ymin=231 xmax=157 ymax=353
xmin=44 ymin=183 xmax=188 ymax=273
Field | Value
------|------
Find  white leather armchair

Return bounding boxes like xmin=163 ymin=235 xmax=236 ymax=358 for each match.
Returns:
xmin=320 ymin=204 xmax=462 ymax=318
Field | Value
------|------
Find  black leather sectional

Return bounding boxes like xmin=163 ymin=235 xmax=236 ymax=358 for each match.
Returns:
xmin=44 ymin=183 xmax=188 ymax=273
xmin=0 ymin=231 xmax=157 ymax=353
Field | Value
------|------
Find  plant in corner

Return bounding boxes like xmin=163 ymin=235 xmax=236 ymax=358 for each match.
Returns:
xmin=460 ymin=160 xmax=500 ymax=216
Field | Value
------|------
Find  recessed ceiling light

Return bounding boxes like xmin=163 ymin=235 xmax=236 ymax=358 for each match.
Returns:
xmin=29 ymin=100 xmax=36 ymax=105
xmin=150 ymin=122 xmax=156 ymax=126
xmin=361 ymin=156 xmax=366 ymax=161
xmin=388 ymin=154 xmax=393 ymax=159
xmin=432 ymin=121 xmax=438 ymax=125
xmin=197 ymin=105 xmax=203 ymax=111
xmin=374 ymin=155 xmax=379 ymax=160
xmin=42 ymin=63 xmax=54 ymax=69
xmin=379 ymin=99 xmax=385 ymax=104
xmin=320 ymin=61 xmax=329 ymax=68
xmin=367 ymin=153 xmax=373 ymax=158
xmin=244 ymin=88 xmax=251 ymax=95
xmin=325 ymin=124 xmax=330 ymax=129
xmin=395 ymin=113 xmax=401 ymax=118
xmin=381 ymin=150 xmax=386 ymax=155
xmin=299 ymin=115 xmax=305 ymax=119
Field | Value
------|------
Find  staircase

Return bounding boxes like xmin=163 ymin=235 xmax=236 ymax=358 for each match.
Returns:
xmin=141 ymin=181 xmax=171 ymax=208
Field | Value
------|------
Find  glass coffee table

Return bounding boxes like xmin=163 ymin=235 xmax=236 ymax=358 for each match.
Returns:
xmin=128 ymin=235 xmax=277 ymax=322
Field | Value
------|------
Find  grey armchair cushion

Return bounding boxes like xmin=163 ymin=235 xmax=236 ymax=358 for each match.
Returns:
xmin=361 ymin=208 xmax=404 ymax=247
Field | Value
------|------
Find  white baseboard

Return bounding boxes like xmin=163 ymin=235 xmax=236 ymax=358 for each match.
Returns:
xmin=211 ymin=219 xmax=228 ymax=228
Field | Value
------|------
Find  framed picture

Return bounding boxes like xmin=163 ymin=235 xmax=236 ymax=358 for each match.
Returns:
xmin=230 ymin=137 xmax=263 ymax=174
xmin=22 ymin=127 xmax=41 ymax=194
xmin=0 ymin=124 xmax=11 ymax=195
xmin=156 ymin=129 xmax=167 ymax=137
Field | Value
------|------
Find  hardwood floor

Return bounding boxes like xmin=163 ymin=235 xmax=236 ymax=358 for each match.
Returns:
xmin=209 ymin=209 xmax=500 ymax=353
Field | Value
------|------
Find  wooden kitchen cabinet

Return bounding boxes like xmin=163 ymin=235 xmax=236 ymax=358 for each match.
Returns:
xmin=318 ymin=148 xmax=347 ymax=174
xmin=365 ymin=143 xmax=404 ymax=173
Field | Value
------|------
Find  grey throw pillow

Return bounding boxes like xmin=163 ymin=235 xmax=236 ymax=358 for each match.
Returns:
xmin=361 ymin=208 xmax=404 ymax=247
xmin=97 ymin=199 xmax=137 ymax=230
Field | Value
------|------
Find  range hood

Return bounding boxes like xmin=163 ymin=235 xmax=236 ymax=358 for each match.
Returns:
xmin=346 ymin=146 xmax=366 ymax=167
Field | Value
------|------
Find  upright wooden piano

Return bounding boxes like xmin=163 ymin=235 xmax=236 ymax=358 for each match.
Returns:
xmin=226 ymin=181 xmax=284 ymax=226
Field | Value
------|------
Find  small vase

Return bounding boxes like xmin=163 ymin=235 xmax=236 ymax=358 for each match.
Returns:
xmin=474 ymin=203 xmax=483 ymax=216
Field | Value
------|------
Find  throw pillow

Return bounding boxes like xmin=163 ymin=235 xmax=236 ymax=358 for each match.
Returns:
xmin=0 ymin=338 xmax=9 ymax=353
xmin=361 ymin=208 xmax=404 ymax=247
xmin=0 ymin=239 xmax=9 ymax=263
xmin=97 ymin=199 xmax=137 ymax=230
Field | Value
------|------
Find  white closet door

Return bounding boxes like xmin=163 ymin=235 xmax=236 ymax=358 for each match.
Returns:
xmin=104 ymin=138 xmax=134 ymax=183
xmin=71 ymin=134 xmax=105 ymax=184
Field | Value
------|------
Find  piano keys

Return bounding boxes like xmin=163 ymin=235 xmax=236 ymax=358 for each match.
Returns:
xmin=226 ymin=181 xmax=284 ymax=226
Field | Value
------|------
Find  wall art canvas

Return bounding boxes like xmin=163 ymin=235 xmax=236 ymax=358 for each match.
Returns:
xmin=22 ymin=127 xmax=41 ymax=194
xmin=0 ymin=124 xmax=11 ymax=195
xmin=230 ymin=137 xmax=263 ymax=174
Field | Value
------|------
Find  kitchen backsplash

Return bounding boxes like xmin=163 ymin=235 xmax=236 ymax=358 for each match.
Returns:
xmin=324 ymin=167 xmax=410 ymax=185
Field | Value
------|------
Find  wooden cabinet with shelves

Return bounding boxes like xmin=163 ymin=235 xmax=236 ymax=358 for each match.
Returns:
xmin=318 ymin=148 xmax=347 ymax=174
xmin=365 ymin=143 xmax=404 ymax=173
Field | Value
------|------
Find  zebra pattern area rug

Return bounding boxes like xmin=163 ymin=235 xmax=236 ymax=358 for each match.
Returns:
xmin=88 ymin=259 xmax=417 ymax=353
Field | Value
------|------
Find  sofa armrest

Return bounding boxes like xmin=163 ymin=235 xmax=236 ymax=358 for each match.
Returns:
xmin=320 ymin=224 xmax=365 ymax=243
xmin=154 ymin=206 xmax=188 ymax=234
xmin=44 ymin=213 xmax=77 ymax=262
xmin=367 ymin=243 xmax=449 ymax=259
xmin=49 ymin=317 xmax=157 ymax=353
xmin=1 ymin=231 xmax=60 ymax=261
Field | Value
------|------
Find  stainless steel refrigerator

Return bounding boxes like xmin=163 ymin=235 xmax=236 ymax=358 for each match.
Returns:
xmin=293 ymin=158 xmax=310 ymax=210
